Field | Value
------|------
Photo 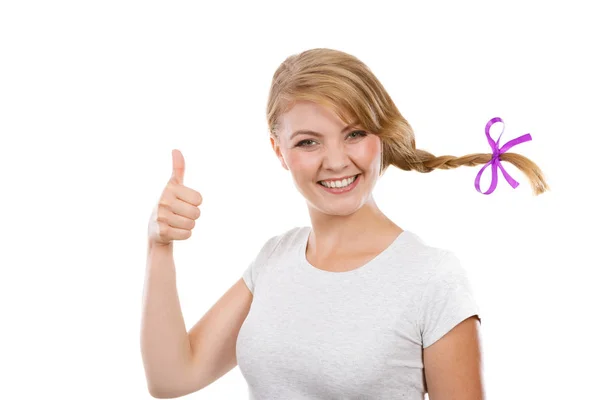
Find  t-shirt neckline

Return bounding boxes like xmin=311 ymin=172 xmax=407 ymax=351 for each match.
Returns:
xmin=298 ymin=226 xmax=410 ymax=275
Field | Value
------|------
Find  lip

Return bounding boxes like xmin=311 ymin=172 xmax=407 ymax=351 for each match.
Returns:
xmin=317 ymin=174 xmax=360 ymax=194
xmin=318 ymin=174 xmax=360 ymax=183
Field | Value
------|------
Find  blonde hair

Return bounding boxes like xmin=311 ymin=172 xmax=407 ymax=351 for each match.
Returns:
xmin=266 ymin=48 xmax=549 ymax=196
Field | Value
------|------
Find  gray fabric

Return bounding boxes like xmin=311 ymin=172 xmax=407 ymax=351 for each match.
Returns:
xmin=236 ymin=226 xmax=481 ymax=399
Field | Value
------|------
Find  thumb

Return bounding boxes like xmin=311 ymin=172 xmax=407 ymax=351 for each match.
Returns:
xmin=171 ymin=149 xmax=185 ymax=184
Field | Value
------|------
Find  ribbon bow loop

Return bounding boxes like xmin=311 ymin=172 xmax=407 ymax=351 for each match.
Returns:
xmin=474 ymin=117 xmax=532 ymax=195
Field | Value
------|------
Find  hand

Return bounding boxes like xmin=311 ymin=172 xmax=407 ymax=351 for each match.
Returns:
xmin=148 ymin=149 xmax=203 ymax=247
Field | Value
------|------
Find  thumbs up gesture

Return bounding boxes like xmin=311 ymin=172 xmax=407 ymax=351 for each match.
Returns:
xmin=148 ymin=149 xmax=203 ymax=247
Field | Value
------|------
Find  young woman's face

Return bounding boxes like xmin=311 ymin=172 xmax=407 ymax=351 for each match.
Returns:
xmin=272 ymin=100 xmax=383 ymax=216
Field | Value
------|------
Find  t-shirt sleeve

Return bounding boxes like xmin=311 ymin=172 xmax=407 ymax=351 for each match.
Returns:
xmin=242 ymin=233 xmax=284 ymax=295
xmin=418 ymin=250 xmax=481 ymax=348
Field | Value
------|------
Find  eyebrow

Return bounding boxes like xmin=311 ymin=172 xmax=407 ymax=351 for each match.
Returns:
xmin=290 ymin=121 xmax=359 ymax=141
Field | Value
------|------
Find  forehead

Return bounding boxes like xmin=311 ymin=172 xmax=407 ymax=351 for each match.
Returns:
xmin=280 ymin=101 xmax=351 ymax=132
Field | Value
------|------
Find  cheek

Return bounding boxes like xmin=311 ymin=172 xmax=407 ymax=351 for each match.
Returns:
xmin=356 ymin=137 xmax=381 ymax=163
xmin=286 ymin=151 xmax=317 ymax=174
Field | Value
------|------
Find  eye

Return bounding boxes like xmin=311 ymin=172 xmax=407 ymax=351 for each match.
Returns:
xmin=296 ymin=139 xmax=317 ymax=147
xmin=295 ymin=130 xmax=367 ymax=148
xmin=348 ymin=130 xmax=367 ymax=139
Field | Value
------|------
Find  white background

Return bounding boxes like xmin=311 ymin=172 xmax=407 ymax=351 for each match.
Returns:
xmin=1 ymin=1 xmax=598 ymax=399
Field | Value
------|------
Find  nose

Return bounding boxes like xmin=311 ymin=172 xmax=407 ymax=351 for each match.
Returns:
xmin=322 ymin=143 xmax=351 ymax=171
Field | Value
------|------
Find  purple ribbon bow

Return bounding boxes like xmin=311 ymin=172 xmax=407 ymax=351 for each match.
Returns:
xmin=474 ymin=117 xmax=532 ymax=195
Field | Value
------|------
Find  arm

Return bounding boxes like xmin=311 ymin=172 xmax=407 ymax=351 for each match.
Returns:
xmin=140 ymin=241 xmax=194 ymax=398
xmin=140 ymin=240 xmax=254 ymax=398
xmin=423 ymin=316 xmax=486 ymax=400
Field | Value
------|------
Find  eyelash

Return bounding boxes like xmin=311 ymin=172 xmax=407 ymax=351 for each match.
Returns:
xmin=295 ymin=130 xmax=368 ymax=147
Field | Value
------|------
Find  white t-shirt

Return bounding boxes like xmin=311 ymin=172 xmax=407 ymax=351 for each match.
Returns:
xmin=236 ymin=226 xmax=481 ymax=399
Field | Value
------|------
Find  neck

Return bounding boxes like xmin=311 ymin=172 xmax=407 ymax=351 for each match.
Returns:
xmin=306 ymin=196 xmax=400 ymax=255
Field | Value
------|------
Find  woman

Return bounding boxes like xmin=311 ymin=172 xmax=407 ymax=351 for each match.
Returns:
xmin=141 ymin=48 xmax=548 ymax=399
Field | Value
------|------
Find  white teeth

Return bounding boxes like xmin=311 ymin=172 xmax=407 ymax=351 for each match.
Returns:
xmin=319 ymin=175 xmax=357 ymax=188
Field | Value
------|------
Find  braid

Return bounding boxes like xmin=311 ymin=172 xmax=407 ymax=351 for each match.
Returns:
xmin=387 ymin=147 xmax=550 ymax=195
xmin=423 ymin=153 xmax=494 ymax=170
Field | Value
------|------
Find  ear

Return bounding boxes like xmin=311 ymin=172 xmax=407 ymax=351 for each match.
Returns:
xmin=270 ymin=136 xmax=289 ymax=171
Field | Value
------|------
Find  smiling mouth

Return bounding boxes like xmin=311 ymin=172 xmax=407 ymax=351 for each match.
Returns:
xmin=317 ymin=174 xmax=360 ymax=187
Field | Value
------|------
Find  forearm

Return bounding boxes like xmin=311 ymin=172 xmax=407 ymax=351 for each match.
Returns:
xmin=140 ymin=240 xmax=193 ymax=396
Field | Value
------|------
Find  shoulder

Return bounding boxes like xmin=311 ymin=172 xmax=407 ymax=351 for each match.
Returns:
xmin=243 ymin=226 xmax=305 ymax=294
xmin=265 ymin=225 xmax=306 ymax=249
xmin=393 ymin=230 xmax=456 ymax=275
xmin=388 ymin=231 xmax=474 ymax=295
xmin=253 ymin=225 xmax=306 ymax=262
